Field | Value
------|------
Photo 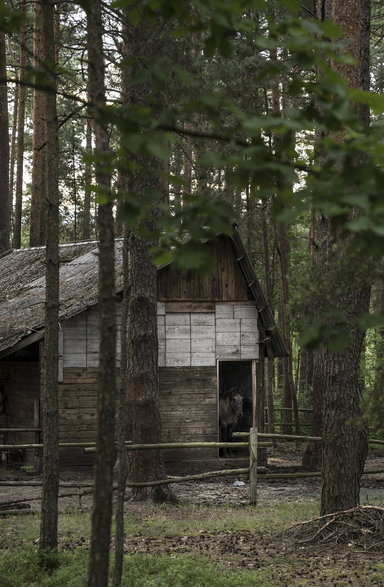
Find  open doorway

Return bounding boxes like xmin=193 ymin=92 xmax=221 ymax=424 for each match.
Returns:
xmin=218 ymin=360 xmax=254 ymax=456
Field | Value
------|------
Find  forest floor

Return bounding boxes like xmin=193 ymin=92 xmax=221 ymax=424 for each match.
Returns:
xmin=1 ymin=445 xmax=384 ymax=585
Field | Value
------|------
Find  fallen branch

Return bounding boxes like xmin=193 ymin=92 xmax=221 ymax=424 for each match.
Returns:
xmin=280 ymin=506 xmax=384 ymax=552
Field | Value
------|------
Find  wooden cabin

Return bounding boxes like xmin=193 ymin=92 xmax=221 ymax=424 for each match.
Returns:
xmin=0 ymin=228 xmax=287 ymax=470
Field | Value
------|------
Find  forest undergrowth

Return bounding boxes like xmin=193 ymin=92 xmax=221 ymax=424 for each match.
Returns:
xmin=1 ymin=448 xmax=384 ymax=585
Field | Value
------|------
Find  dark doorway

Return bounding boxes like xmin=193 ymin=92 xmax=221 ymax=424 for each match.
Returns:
xmin=218 ymin=361 xmax=253 ymax=456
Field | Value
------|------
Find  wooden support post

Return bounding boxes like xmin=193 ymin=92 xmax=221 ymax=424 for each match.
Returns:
xmin=252 ymin=361 xmax=257 ymax=428
xmin=249 ymin=427 xmax=258 ymax=506
xmin=33 ymin=398 xmax=41 ymax=473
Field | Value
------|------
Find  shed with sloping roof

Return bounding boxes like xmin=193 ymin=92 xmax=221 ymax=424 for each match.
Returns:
xmin=0 ymin=228 xmax=287 ymax=469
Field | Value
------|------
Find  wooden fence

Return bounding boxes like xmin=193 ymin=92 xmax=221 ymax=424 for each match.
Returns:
xmin=1 ymin=429 xmax=384 ymax=506
xmin=265 ymin=407 xmax=313 ymax=432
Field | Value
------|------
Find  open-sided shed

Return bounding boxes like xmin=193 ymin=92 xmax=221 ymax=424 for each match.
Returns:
xmin=0 ymin=228 xmax=287 ymax=469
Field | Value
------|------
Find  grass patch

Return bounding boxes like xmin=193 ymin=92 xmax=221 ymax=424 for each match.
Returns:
xmin=120 ymin=554 xmax=273 ymax=586
xmin=131 ymin=501 xmax=319 ymax=538
xmin=1 ymin=500 xmax=382 ymax=585
xmin=0 ymin=549 xmax=276 ymax=586
xmin=0 ymin=549 xmax=88 ymax=587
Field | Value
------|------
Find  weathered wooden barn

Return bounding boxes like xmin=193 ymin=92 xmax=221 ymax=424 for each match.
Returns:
xmin=0 ymin=228 xmax=287 ymax=469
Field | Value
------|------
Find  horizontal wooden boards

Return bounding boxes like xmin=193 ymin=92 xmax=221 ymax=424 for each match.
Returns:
xmin=159 ymin=366 xmax=217 ymax=449
xmin=0 ymin=362 xmax=40 ymax=444
xmin=165 ymin=302 xmax=215 ymax=313
xmin=58 ymin=368 xmax=98 ymax=442
xmin=57 ymin=366 xmax=218 ymax=457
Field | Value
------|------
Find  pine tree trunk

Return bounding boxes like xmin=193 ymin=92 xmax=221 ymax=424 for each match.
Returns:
xmin=125 ymin=16 xmax=174 ymax=503
xmin=8 ymin=38 xmax=18 ymax=223
xmin=275 ymin=223 xmax=300 ymax=435
xmin=364 ymin=277 xmax=384 ymax=436
xmin=86 ymin=1 xmax=116 ymax=585
xmin=13 ymin=10 xmax=27 ymax=249
xmin=39 ymin=0 xmax=60 ymax=555
xmin=82 ymin=117 xmax=92 ymax=240
xmin=113 ymin=228 xmax=130 ymax=586
xmin=302 ymin=346 xmax=324 ymax=470
xmin=261 ymin=201 xmax=275 ymax=433
xmin=30 ymin=0 xmax=46 ymax=246
xmin=319 ymin=0 xmax=371 ymax=515
xmin=0 ymin=30 xmax=10 ymax=253
xmin=126 ymin=228 xmax=172 ymax=502
xmin=113 ymin=17 xmax=131 ymax=583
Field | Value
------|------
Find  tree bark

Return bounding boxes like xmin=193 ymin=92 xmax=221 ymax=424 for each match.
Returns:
xmin=113 ymin=16 xmax=131 ymax=583
xmin=113 ymin=228 xmax=130 ymax=586
xmin=260 ymin=201 xmax=275 ymax=433
xmin=8 ymin=37 xmax=18 ymax=230
xmin=367 ymin=276 xmax=384 ymax=437
xmin=0 ymin=30 xmax=10 ymax=253
xmin=319 ymin=0 xmax=371 ymax=516
xmin=127 ymin=228 xmax=174 ymax=503
xmin=30 ymin=0 xmax=46 ymax=246
xmin=86 ymin=1 xmax=116 ymax=585
xmin=13 ymin=7 xmax=27 ymax=249
xmin=40 ymin=0 xmax=59 ymax=555
xmin=275 ymin=222 xmax=300 ymax=435
xmin=302 ymin=346 xmax=324 ymax=470
xmin=82 ymin=114 xmax=92 ymax=240
xmin=121 ymin=15 xmax=174 ymax=504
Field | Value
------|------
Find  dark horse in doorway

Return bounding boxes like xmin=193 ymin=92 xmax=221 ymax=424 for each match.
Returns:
xmin=219 ymin=387 xmax=244 ymax=457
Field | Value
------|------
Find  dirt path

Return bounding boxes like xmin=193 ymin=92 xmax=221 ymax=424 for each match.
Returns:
xmin=0 ymin=454 xmax=383 ymax=511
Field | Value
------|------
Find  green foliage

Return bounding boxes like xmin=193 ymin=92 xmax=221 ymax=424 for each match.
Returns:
xmin=120 ymin=554 xmax=274 ymax=586
xmin=298 ymin=310 xmax=351 ymax=351
xmin=3 ymin=0 xmax=384 ymax=324
xmin=81 ymin=0 xmax=384 ymax=277
xmin=0 ymin=549 xmax=88 ymax=587
xmin=0 ymin=548 xmax=273 ymax=586
xmin=0 ymin=3 xmax=24 ymax=33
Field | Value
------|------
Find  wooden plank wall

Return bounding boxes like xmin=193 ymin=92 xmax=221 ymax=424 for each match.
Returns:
xmin=159 ymin=365 xmax=217 ymax=462
xmin=57 ymin=365 xmax=217 ymax=465
xmin=62 ymin=305 xmax=121 ymax=368
xmin=0 ymin=363 xmax=40 ymax=444
xmin=216 ymin=303 xmax=259 ymax=360
xmin=157 ymin=236 xmax=250 ymax=302
xmin=158 ymin=302 xmax=259 ymax=367
xmin=58 ymin=367 xmax=98 ymax=443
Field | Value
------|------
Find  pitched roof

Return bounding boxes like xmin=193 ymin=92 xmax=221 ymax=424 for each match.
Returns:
xmin=0 ymin=240 xmax=124 ymax=355
xmin=0 ymin=232 xmax=287 ymax=358
xmin=230 ymin=225 xmax=288 ymax=358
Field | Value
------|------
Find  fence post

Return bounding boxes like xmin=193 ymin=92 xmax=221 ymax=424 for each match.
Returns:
xmin=249 ymin=427 xmax=258 ymax=505
xmin=34 ymin=399 xmax=41 ymax=473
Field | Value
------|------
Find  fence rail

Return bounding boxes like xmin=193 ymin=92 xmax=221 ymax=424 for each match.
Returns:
xmin=0 ymin=430 xmax=383 ymax=505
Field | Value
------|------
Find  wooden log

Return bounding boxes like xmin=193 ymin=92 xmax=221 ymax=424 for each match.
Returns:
xmin=0 ymin=428 xmax=41 ymax=433
xmin=84 ymin=441 xmax=250 ymax=453
xmin=0 ymin=468 xmax=382 ymax=489
xmin=0 ymin=481 xmax=95 ymax=487
xmin=249 ymin=427 xmax=258 ymax=505
xmin=126 ymin=468 xmax=251 ymax=487
xmin=0 ymin=442 xmax=104 ymax=449
xmin=233 ymin=432 xmax=322 ymax=441
xmin=0 ymin=509 xmax=33 ymax=516
xmin=258 ymin=472 xmax=321 ymax=479
xmin=0 ymin=502 xmax=31 ymax=511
